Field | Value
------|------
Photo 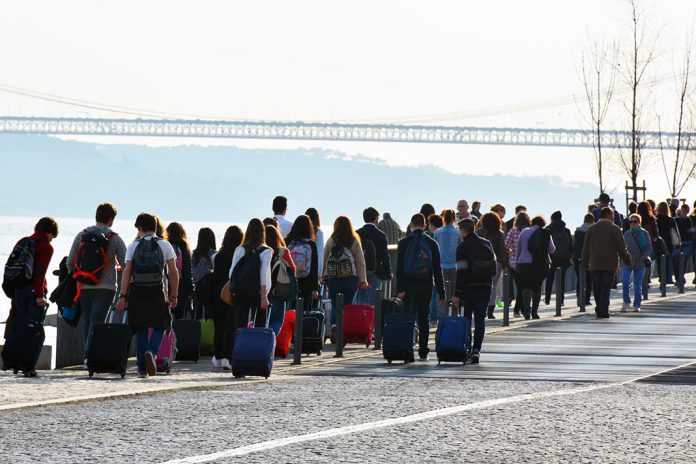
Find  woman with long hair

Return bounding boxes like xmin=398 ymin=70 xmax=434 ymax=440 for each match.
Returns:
xmin=305 ymin=208 xmax=325 ymax=276
xmin=656 ymin=201 xmax=681 ymax=284
xmin=210 ymin=226 xmax=243 ymax=369
xmin=322 ymin=216 xmax=368 ymax=332
xmin=515 ymin=215 xmax=555 ymax=319
xmin=477 ymin=212 xmax=509 ymax=319
xmin=286 ymin=214 xmax=319 ymax=311
xmin=505 ymin=211 xmax=531 ymax=317
xmin=228 ymin=218 xmax=272 ymax=332
xmin=265 ymin=224 xmax=297 ymax=335
xmin=166 ymin=222 xmax=194 ymax=319
xmin=191 ymin=227 xmax=217 ymax=319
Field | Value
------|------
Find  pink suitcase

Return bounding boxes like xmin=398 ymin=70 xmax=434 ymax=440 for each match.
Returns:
xmin=149 ymin=328 xmax=177 ymax=374
xmin=342 ymin=304 xmax=375 ymax=348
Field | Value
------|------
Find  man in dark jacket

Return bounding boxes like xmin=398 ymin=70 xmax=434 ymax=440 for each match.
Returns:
xmin=573 ymin=214 xmax=595 ymax=306
xmin=396 ymin=213 xmax=445 ymax=361
xmin=356 ymin=207 xmax=392 ymax=306
xmin=544 ymin=211 xmax=573 ymax=306
xmin=581 ymin=207 xmax=631 ymax=318
xmin=451 ymin=218 xmax=495 ymax=364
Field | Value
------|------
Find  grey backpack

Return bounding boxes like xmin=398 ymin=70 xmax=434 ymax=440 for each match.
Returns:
xmin=131 ymin=237 xmax=165 ymax=286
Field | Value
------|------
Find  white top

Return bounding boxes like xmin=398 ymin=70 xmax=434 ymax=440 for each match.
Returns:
xmin=315 ymin=227 xmax=325 ymax=275
xmin=228 ymin=245 xmax=273 ymax=297
xmin=125 ymin=235 xmax=177 ymax=291
xmin=274 ymin=214 xmax=293 ymax=238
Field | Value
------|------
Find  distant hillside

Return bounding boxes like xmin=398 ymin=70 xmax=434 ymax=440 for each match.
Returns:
xmin=0 ymin=134 xmax=596 ymax=227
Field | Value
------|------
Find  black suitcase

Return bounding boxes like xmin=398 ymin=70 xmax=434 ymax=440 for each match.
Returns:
xmin=86 ymin=310 xmax=131 ymax=378
xmin=172 ymin=319 xmax=201 ymax=362
xmin=1 ymin=318 xmax=45 ymax=376
xmin=302 ymin=310 xmax=325 ymax=355
xmin=382 ymin=312 xmax=416 ymax=364
xmin=380 ymin=298 xmax=403 ymax=331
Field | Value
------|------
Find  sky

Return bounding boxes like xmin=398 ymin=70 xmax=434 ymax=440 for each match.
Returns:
xmin=1 ymin=0 xmax=696 ymax=202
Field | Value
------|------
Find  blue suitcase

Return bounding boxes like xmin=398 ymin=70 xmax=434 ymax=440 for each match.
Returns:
xmin=435 ymin=315 xmax=470 ymax=364
xmin=382 ymin=312 xmax=416 ymax=364
xmin=232 ymin=309 xmax=276 ymax=379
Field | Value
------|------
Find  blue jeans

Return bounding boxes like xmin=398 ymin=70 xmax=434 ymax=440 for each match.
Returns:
xmin=135 ymin=326 xmax=164 ymax=373
xmin=460 ymin=286 xmax=490 ymax=352
xmin=14 ymin=284 xmax=46 ymax=323
xmin=327 ymin=276 xmax=358 ymax=325
xmin=354 ymin=274 xmax=382 ymax=306
xmin=621 ymin=265 xmax=645 ymax=308
xmin=268 ymin=298 xmax=287 ymax=335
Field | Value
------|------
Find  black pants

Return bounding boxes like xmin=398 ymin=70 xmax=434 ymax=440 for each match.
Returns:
xmin=545 ymin=263 xmax=569 ymax=305
xmin=403 ymin=289 xmax=432 ymax=358
xmin=230 ymin=294 xmax=269 ymax=356
xmin=573 ymin=263 xmax=592 ymax=304
xmin=517 ymin=263 xmax=546 ymax=315
xmin=212 ymin=303 xmax=235 ymax=360
xmin=591 ymin=270 xmax=614 ymax=317
xmin=510 ymin=268 xmax=523 ymax=314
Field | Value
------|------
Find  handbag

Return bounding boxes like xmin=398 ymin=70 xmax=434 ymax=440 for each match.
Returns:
xmin=670 ymin=227 xmax=681 ymax=248
xmin=631 ymin=232 xmax=651 ymax=267
xmin=220 ymin=281 xmax=234 ymax=307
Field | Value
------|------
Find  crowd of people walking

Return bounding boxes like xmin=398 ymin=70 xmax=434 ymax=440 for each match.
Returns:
xmin=3 ymin=193 xmax=695 ymax=377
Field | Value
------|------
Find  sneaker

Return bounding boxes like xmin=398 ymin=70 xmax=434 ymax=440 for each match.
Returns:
xmin=470 ymin=351 xmax=480 ymax=364
xmin=220 ymin=358 xmax=231 ymax=370
xmin=621 ymin=303 xmax=631 ymax=312
xmin=211 ymin=356 xmax=221 ymax=368
xmin=633 ymin=307 xmax=641 ymax=312
xmin=145 ymin=351 xmax=157 ymax=377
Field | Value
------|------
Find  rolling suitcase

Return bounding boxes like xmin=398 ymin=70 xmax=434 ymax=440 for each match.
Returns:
xmin=199 ymin=307 xmax=215 ymax=357
xmin=380 ymin=298 xmax=403 ymax=330
xmin=149 ymin=327 xmax=176 ymax=373
xmin=302 ymin=309 xmax=325 ymax=355
xmin=86 ymin=310 xmax=131 ymax=378
xmin=1 ymin=318 xmax=45 ymax=376
xmin=232 ymin=309 xmax=276 ymax=379
xmin=382 ymin=312 xmax=416 ymax=364
xmin=436 ymin=306 xmax=470 ymax=364
xmin=275 ymin=309 xmax=295 ymax=358
xmin=342 ymin=304 xmax=374 ymax=348
xmin=172 ymin=315 xmax=201 ymax=362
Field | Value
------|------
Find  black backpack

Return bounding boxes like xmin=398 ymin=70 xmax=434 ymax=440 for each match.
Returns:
xmin=73 ymin=230 xmax=116 ymax=285
xmin=230 ymin=246 xmax=266 ymax=297
xmin=467 ymin=235 xmax=497 ymax=281
xmin=528 ymin=229 xmax=550 ymax=268
xmin=549 ymin=227 xmax=571 ymax=262
xmin=131 ymin=237 xmax=165 ymax=286
xmin=362 ymin=237 xmax=377 ymax=275
xmin=2 ymin=237 xmax=44 ymax=297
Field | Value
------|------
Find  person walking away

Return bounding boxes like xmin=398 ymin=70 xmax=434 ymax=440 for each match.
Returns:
xmin=477 ymin=212 xmax=508 ymax=319
xmin=67 ymin=203 xmax=127 ymax=365
xmin=322 ymin=216 xmax=369 ymax=333
xmin=434 ymin=209 xmax=461 ymax=320
xmin=451 ymin=218 xmax=496 ymax=364
xmin=544 ymin=211 xmax=573 ymax=307
xmin=115 ymin=213 xmax=179 ymax=377
xmin=470 ymin=201 xmax=482 ymax=219
xmin=675 ymin=204 xmax=693 ymax=288
xmin=426 ymin=214 xmax=443 ymax=238
xmin=265 ymin=224 xmax=297 ymax=335
xmin=573 ymin=214 xmax=595 ymax=307
xmin=356 ymin=207 xmax=391 ymax=306
xmin=622 ymin=202 xmax=638 ymax=232
xmin=273 ymin=196 xmax=293 ymax=238
xmin=426 ymin=213 xmax=444 ymax=321
xmin=516 ymin=216 xmax=555 ymax=319
xmin=305 ymin=208 xmax=325 ymax=277
xmin=377 ymin=212 xmax=405 ymax=246
xmin=656 ymin=201 xmax=681 ymax=285
xmin=228 ymin=219 xmax=272 ymax=333
xmin=191 ymin=227 xmax=216 ymax=320
xmin=166 ymin=222 xmax=194 ymax=320
xmin=285 ymin=215 xmax=319 ymax=311
xmin=581 ymin=207 xmax=631 ymax=318
xmin=420 ymin=204 xmax=436 ymax=223
xmin=592 ymin=193 xmax=624 ymax=228
xmin=490 ymin=204 xmax=507 ymax=233
xmin=396 ymin=213 xmax=445 ymax=361
xmin=505 ymin=205 xmax=526 ymax=235
xmin=622 ymin=214 xmax=652 ymax=312
xmin=210 ymin=226 xmax=243 ymax=369
xmin=505 ymin=211 xmax=531 ymax=317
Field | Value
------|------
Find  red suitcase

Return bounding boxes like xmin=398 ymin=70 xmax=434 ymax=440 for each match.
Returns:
xmin=343 ymin=304 xmax=374 ymax=348
xmin=274 ymin=310 xmax=295 ymax=358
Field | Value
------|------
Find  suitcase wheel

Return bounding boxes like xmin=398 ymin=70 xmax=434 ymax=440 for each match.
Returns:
xmin=120 ymin=372 xmax=126 ymax=379
xmin=438 ymin=361 xmax=441 ymax=365
xmin=89 ymin=371 xmax=94 ymax=378
xmin=13 ymin=369 xmax=18 ymax=375
xmin=387 ymin=360 xmax=392 ymax=364
xmin=166 ymin=365 xmax=171 ymax=375
xmin=316 ymin=351 xmax=322 ymax=356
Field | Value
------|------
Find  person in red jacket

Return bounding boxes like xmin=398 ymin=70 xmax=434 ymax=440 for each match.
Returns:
xmin=12 ymin=217 xmax=59 ymax=323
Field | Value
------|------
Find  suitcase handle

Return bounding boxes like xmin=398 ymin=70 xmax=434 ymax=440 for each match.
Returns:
xmin=106 ymin=308 xmax=128 ymax=325
xmin=247 ymin=306 xmax=272 ymax=329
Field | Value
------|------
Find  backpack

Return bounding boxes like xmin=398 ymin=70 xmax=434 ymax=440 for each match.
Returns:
xmin=467 ymin=235 xmax=497 ymax=281
xmin=325 ymin=244 xmax=356 ymax=278
xmin=549 ymin=226 xmax=571 ymax=262
xmin=3 ymin=237 xmax=40 ymax=295
xmin=288 ymin=240 xmax=312 ymax=278
xmin=271 ymin=248 xmax=297 ymax=300
xmin=528 ymin=229 xmax=550 ymax=268
xmin=230 ymin=246 xmax=266 ymax=297
xmin=403 ymin=234 xmax=433 ymax=278
xmin=362 ymin=237 xmax=377 ymax=276
xmin=131 ymin=237 xmax=165 ymax=286
xmin=72 ymin=229 xmax=116 ymax=285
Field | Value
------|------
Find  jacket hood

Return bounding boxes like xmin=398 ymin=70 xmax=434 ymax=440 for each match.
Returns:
xmin=549 ymin=219 xmax=567 ymax=230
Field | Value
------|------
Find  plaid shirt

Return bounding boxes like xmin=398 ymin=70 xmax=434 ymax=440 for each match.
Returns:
xmin=377 ymin=214 xmax=405 ymax=246
xmin=505 ymin=228 xmax=522 ymax=269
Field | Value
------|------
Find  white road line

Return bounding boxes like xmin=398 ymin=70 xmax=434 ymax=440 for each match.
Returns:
xmin=161 ymin=360 xmax=696 ymax=464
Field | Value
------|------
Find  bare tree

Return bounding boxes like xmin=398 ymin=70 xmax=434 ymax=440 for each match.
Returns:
xmin=660 ymin=41 xmax=696 ymax=198
xmin=616 ymin=0 xmax=657 ymax=201
xmin=580 ymin=40 xmax=617 ymax=194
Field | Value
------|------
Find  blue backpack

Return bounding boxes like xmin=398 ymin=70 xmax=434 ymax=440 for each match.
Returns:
xmin=404 ymin=234 xmax=433 ymax=278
